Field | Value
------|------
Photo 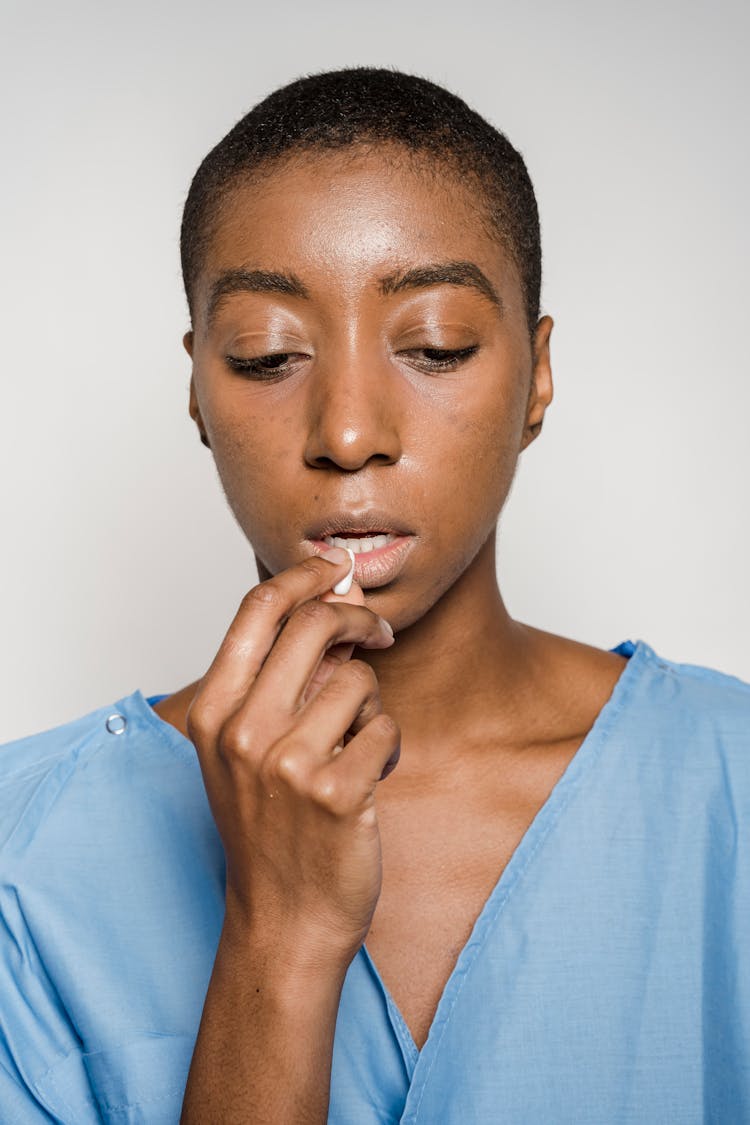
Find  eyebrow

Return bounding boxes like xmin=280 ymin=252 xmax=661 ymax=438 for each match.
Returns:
xmin=378 ymin=261 xmax=503 ymax=311
xmin=206 ymin=269 xmax=310 ymax=328
xmin=205 ymin=258 xmax=502 ymax=328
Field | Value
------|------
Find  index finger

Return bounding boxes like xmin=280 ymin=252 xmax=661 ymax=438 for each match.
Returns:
xmin=191 ymin=548 xmax=359 ymax=720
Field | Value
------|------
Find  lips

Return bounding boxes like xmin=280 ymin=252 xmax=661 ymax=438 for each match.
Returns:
xmin=305 ymin=509 xmax=413 ymax=541
xmin=303 ymin=509 xmax=416 ymax=589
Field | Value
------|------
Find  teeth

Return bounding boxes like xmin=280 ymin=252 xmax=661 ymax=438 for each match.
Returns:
xmin=323 ymin=533 xmax=398 ymax=554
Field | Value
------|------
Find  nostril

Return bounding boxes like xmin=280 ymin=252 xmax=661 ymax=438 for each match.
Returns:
xmin=306 ymin=450 xmax=398 ymax=472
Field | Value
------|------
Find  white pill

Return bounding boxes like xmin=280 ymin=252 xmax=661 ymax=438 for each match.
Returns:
xmin=332 ymin=547 xmax=356 ymax=596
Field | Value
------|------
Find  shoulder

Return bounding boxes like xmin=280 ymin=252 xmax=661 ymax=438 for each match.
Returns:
xmin=630 ymin=638 xmax=750 ymax=731
xmin=614 ymin=640 xmax=750 ymax=816
xmin=0 ymin=691 xmax=197 ymax=858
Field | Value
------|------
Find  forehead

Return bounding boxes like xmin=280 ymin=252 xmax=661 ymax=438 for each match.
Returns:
xmin=203 ymin=146 xmax=511 ymax=283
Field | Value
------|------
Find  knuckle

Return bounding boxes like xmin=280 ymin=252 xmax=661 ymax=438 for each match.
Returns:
xmin=217 ymin=716 xmax=260 ymax=762
xmin=309 ymin=772 xmax=343 ymax=812
xmin=185 ymin=702 xmax=212 ymax=744
xmin=274 ymin=749 xmax=306 ymax=787
xmin=299 ymin=558 xmax=325 ymax=580
xmin=340 ymin=659 xmax=378 ymax=693
xmin=293 ymin=598 xmax=333 ymax=630
xmin=241 ymin=582 xmax=284 ymax=614
xmin=373 ymin=712 xmax=400 ymax=742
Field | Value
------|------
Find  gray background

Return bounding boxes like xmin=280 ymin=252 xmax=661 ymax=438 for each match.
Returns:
xmin=1 ymin=0 xmax=748 ymax=741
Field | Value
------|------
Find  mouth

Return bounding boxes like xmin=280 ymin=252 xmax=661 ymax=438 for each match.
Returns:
xmin=304 ymin=510 xmax=416 ymax=589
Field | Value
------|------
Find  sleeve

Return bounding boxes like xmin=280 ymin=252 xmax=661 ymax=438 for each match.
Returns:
xmin=0 ymin=1060 xmax=55 ymax=1123
xmin=1 ymin=879 xmax=196 ymax=1123
xmin=0 ymin=882 xmax=102 ymax=1124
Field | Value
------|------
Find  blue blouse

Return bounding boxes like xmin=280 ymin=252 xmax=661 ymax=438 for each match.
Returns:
xmin=0 ymin=638 xmax=748 ymax=1123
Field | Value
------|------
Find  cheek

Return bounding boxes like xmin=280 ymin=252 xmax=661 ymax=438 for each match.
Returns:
xmin=207 ymin=405 xmax=298 ymax=531
xmin=404 ymin=402 xmax=520 ymax=608
xmin=434 ymin=383 xmax=525 ymax=514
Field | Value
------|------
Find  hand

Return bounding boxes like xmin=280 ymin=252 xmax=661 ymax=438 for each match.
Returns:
xmin=186 ymin=550 xmax=400 ymax=966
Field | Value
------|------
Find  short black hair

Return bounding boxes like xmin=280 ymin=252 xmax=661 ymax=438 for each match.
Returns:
xmin=180 ymin=67 xmax=542 ymax=334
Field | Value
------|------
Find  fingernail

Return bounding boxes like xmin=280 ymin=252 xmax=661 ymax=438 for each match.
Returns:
xmin=380 ymin=617 xmax=394 ymax=637
xmin=320 ymin=546 xmax=350 ymax=565
xmin=332 ymin=548 xmax=356 ymax=596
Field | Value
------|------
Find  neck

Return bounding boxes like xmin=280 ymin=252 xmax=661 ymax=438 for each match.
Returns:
xmin=359 ymin=533 xmax=534 ymax=753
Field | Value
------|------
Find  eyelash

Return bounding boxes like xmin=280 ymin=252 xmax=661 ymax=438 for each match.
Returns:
xmin=224 ymin=346 xmax=479 ymax=380
xmin=225 ymin=353 xmax=294 ymax=378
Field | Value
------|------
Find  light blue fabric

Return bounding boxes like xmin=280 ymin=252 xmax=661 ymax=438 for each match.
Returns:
xmin=0 ymin=638 xmax=748 ymax=1123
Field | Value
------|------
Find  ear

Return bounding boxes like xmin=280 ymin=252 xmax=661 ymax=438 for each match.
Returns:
xmin=183 ymin=330 xmax=194 ymax=357
xmin=188 ymin=374 xmax=211 ymax=449
xmin=520 ymin=315 xmax=554 ymax=452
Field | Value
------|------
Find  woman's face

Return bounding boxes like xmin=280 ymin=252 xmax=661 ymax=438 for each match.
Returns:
xmin=186 ymin=145 xmax=552 ymax=630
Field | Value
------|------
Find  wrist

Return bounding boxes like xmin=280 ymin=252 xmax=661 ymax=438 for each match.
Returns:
xmin=220 ymin=895 xmax=359 ymax=986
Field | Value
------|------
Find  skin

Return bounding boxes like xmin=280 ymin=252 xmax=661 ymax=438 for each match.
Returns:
xmin=169 ymin=144 xmax=629 ymax=1121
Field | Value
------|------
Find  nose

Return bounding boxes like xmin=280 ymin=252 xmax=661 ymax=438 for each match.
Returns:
xmin=303 ymin=348 xmax=402 ymax=472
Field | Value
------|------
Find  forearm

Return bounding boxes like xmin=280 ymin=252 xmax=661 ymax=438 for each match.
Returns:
xmin=180 ymin=915 xmax=350 ymax=1124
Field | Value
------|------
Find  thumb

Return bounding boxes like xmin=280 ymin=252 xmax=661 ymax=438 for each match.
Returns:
xmin=302 ymin=580 xmax=365 ymax=702
xmin=319 ymin=579 xmax=366 ymax=609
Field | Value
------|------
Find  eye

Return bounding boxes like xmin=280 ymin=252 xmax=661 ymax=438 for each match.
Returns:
xmin=399 ymin=345 xmax=479 ymax=372
xmin=224 ymin=352 xmax=303 ymax=379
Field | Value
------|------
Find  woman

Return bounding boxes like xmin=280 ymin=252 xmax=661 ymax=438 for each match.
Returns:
xmin=1 ymin=67 xmax=748 ymax=1124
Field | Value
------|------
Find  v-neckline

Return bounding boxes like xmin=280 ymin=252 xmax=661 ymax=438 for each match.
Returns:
xmin=358 ymin=638 xmax=649 ymax=1075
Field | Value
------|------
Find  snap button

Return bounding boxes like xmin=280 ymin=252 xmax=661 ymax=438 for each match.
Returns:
xmin=105 ymin=713 xmax=127 ymax=735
